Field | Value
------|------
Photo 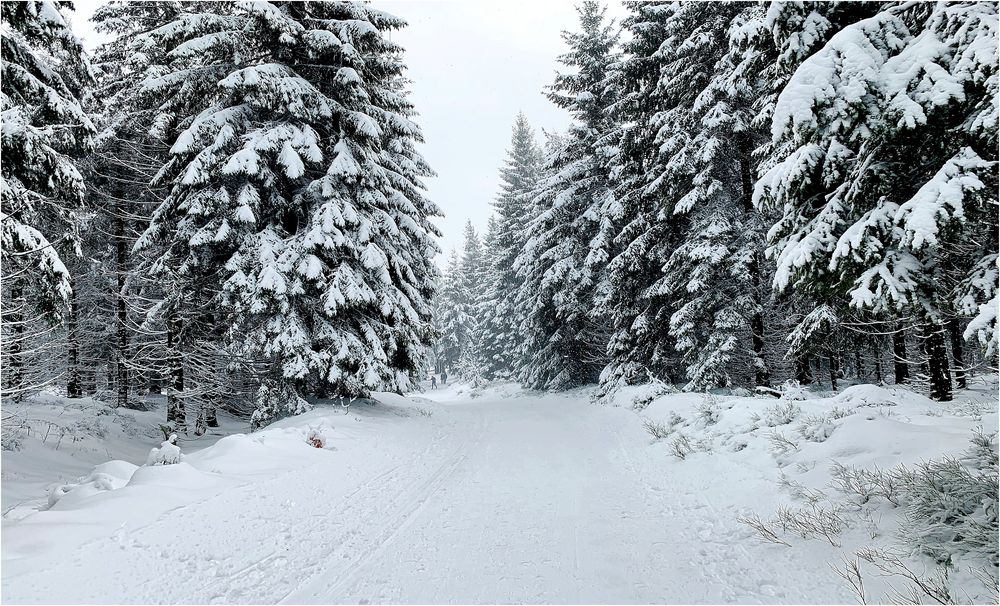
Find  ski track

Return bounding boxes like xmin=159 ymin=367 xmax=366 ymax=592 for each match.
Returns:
xmin=2 ymin=393 xmax=854 ymax=604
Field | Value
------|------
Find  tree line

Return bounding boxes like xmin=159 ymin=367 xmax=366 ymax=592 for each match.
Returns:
xmin=2 ymin=1 xmax=441 ymax=432
xmin=433 ymin=0 xmax=998 ymax=402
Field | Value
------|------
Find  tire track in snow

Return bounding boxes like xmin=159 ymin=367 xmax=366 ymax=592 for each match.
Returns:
xmin=277 ymin=412 xmax=486 ymax=604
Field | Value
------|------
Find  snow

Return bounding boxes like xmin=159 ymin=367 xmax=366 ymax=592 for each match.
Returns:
xmin=1 ymin=394 xmax=247 ymax=520
xmin=277 ymin=140 xmax=305 ymax=178
xmin=3 ymin=379 xmax=995 ymax=603
xmin=144 ymin=434 xmax=182 ymax=466
xmin=895 ymin=147 xmax=991 ymax=250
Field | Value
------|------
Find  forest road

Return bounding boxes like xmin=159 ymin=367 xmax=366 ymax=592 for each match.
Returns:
xmin=279 ymin=393 xmax=838 ymax=604
xmin=1 ymin=392 xmax=850 ymax=604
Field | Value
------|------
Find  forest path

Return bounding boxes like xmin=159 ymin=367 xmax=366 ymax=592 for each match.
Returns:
xmin=2 ymin=390 xmax=851 ymax=604
xmin=279 ymin=392 xmax=840 ymax=604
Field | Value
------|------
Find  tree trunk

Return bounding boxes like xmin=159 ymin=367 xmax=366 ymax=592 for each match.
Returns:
xmin=924 ymin=322 xmax=953 ymax=402
xmin=750 ymin=309 xmax=770 ymax=387
xmin=795 ymin=354 xmax=813 ymax=385
xmin=739 ymin=136 xmax=770 ymax=388
xmin=892 ymin=327 xmax=909 ymax=384
xmin=854 ymin=348 xmax=863 ymax=380
xmin=115 ymin=211 xmax=131 ymax=408
xmin=81 ymin=366 xmax=96 ymax=395
xmin=828 ymin=352 xmax=839 ymax=391
xmin=194 ymin=405 xmax=207 ymax=437
xmin=6 ymin=285 xmax=25 ymax=401
xmin=148 ymin=373 xmax=162 ymax=394
xmin=66 ymin=277 xmax=82 ymax=398
xmin=948 ymin=318 xmax=967 ymax=390
xmin=814 ymin=357 xmax=823 ymax=387
xmin=166 ymin=310 xmax=186 ymax=431
xmin=872 ymin=340 xmax=884 ymax=384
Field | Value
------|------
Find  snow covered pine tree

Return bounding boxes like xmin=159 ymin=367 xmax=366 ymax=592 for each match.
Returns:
xmin=598 ymin=2 xmax=698 ymax=392
xmin=124 ymin=1 xmax=440 ymax=427
xmin=756 ymin=2 xmax=999 ymax=401
xmin=479 ymin=112 xmax=543 ymax=380
xmin=434 ymin=249 xmax=472 ymax=372
xmin=517 ymin=1 xmax=618 ymax=390
xmin=1 ymin=0 xmax=95 ymax=401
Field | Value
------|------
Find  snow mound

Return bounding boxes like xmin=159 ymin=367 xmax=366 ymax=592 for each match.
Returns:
xmin=624 ymin=376 xmax=999 ymax=603
xmin=46 ymin=460 xmax=139 ymax=510
xmin=145 ymin=434 xmax=182 ymax=466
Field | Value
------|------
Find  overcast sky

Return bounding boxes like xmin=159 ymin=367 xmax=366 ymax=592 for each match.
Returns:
xmin=68 ymin=1 xmax=625 ymax=263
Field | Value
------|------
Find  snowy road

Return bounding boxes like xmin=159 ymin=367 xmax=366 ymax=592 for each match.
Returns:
xmin=2 ymin=390 xmax=852 ymax=604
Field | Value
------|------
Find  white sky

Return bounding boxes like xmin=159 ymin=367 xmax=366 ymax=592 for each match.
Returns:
xmin=67 ymin=0 xmax=625 ymax=263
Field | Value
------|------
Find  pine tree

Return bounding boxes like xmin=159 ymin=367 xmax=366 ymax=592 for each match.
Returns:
xmin=84 ymin=2 xmax=182 ymax=410
xmin=598 ymin=1 xmax=705 ymax=392
xmin=754 ymin=2 xmax=999 ymax=401
xmin=479 ymin=113 xmax=543 ymax=380
xmin=726 ymin=2 xmax=886 ymax=388
xmin=455 ymin=221 xmax=487 ymax=380
xmin=431 ymin=222 xmax=488 ymax=381
xmin=435 ymin=249 xmax=471 ymax=371
xmin=1 ymin=0 xmax=95 ymax=401
xmin=458 ymin=220 xmax=486 ymax=304
xmin=122 ymin=1 xmax=440 ymax=427
xmin=516 ymin=2 xmax=619 ymax=391
xmin=643 ymin=2 xmax=768 ymax=391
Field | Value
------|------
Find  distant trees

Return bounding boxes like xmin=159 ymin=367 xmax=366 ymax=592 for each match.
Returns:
xmin=516 ymin=1 xmax=618 ymax=390
xmin=478 ymin=113 xmax=544 ymax=380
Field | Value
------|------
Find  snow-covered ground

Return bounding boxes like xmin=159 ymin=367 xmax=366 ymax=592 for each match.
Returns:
xmin=2 ymin=379 xmax=997 ymax=604
xmin=1 ymin=393 xmax=248 ymax=520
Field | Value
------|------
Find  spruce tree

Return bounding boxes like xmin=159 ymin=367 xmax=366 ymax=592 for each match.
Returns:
xmin=435 ymin=249 xmax=471 ymax=371
xmin=479 ymin=113 xmax=542 ymax=380
xmin=1 ymin=0 xmax=95 ymax=400
xmin=85 ymin=2 xmax=181 ymax=410
xmin=458 ymin=220 xmax=486 ymax=305
xmin=598 ymin=1 xmax=702 ymax=392
xmin=122 ymin=1 xmax=440 ymax=426
xmin=642 ymin=2 xmax=767 ymax=391
xmin=516 ymin=2 xmax=619 ymax=390
xmin=755 ymin=2 xmax=999 ymax=401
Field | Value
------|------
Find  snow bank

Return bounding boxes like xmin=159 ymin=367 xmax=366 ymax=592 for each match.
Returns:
xmin=1 ymin=394 xmax=247 ymax=520
xmin=412 ymin=379 xmax=528 ymax=403
xmin=623 ymin=376 xmax=999 ymax=603
xmin=2 ymin=389 xmax=448 ymax=604
xmin=46 ymin=460 xmax=139 ymax=510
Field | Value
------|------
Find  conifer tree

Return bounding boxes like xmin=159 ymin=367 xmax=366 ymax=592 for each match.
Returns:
xmin=458 ymin=220 xmax=486 ymax=304
xmin=646 ymin=2 xmax=767 ymax=391
xmin=755 ymin=2 xmax=999 ymax=401
xmin=1 ymin=0 xmax=95 ymax=400
xmin=85 ymin=2 xmax=181 ymax=411
xmin=516 ymin=1 xmax=619 ymax=390
xmin=598 ymin=2 xmax=703 ymax=392
xmin=479 ymin=113 xmax=542 ymax=380
xmin=121 ymin=1 xmax=440 ymax=426
xmin=435 ymin=249 xmax=471 ymax=371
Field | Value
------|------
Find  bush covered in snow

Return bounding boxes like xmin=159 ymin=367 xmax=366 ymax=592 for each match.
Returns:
xmin=145 ymin=434 xmax=182 ymax=466
xmin=777 ymin=380 xmax=810 ymax=401
xmin=696 ymin=396 xmax=721 ymax=426
xmin=745 ymin=428 xmax=999 ymax=604
xmin=642 ymin=418 xmax=673 ymax=440
xmin=796 ymin=413 xmax=837 ymax=443
xmin=754 ymin=402 xmax=801 ymax=427
xmin=896 ymin=431 xmax=998 ymax=566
